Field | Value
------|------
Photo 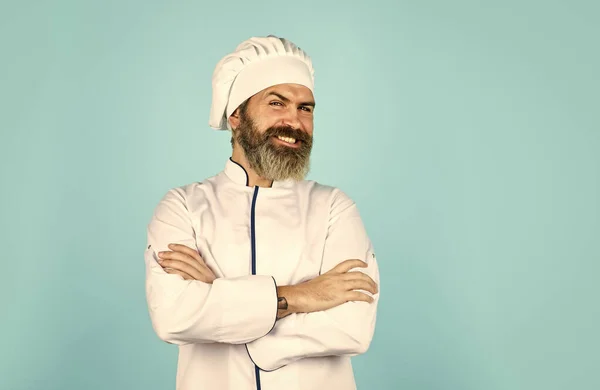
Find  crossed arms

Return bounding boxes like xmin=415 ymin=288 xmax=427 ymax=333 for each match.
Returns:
xmin=144 ymin=188 xmax=380 ymax=371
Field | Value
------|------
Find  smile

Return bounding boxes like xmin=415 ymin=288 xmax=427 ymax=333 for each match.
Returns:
xmin=273 ymin=135 xmax=301 ymax=148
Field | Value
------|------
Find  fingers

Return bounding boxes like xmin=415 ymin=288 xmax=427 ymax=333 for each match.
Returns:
xmin=160 ymin=259 xmax=203 ymax=280
xmin=158 ymin=247 xmax=215 ymax=279
xmin=162 ymin=260 xmax=215 ymax=283
xmin=345 ymin=291 xmax=375 ymax=304
xmin=330 ymin=259 xmax=368 ymax=274
xmin=160 ymin=245 xmax=204 ymax=268
xmin=342 ymin=272 xmax=378 ymax=294
xmin=164 ymin=268 xmax=194 ymax=280
xmin=344 ymin=279 xmax=378 ymax=295
xmin=158 ymin=244 xmax=217 ymax=283
xmin=168 ymin=244 xmax=203 ymax=263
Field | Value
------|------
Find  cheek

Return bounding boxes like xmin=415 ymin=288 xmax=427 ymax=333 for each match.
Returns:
xmin=302 ymin=118 xmax=314 ymax=135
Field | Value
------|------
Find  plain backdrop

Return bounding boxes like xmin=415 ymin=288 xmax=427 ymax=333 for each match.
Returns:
xmin=1 ymin=1 xmax=599 ymax=389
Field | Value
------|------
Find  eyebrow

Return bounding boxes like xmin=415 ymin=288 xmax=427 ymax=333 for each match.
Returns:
xmin=266 ymin=92 xmax=316 ymax=108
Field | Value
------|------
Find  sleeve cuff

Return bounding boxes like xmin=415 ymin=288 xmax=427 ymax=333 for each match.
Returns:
xmin=245 ymin=276 xmax=280 ymax=371
xmin=214 ymin=275 xmax=278 ymax=341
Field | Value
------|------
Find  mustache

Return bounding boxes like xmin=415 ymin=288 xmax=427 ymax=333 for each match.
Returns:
xmin=263 ymin=126 xmax=312 ymax=143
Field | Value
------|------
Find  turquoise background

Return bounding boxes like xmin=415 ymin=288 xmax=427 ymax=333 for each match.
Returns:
xmin=1 ymin=1 xmax=598 ymax=389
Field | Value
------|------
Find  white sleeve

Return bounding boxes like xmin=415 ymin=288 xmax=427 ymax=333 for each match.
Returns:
xmin=245 ymin=189 xmax=380 ymax=371
xmin=144 ymin=188 xmax=278 ymax=345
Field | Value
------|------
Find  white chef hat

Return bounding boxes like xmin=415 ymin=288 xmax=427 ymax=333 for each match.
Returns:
xmin=208 ymin=35 xmax=315 ymax=130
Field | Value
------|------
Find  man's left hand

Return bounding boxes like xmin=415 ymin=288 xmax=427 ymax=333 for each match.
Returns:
xmin=158 ymin=244 xmax=216 ymax=284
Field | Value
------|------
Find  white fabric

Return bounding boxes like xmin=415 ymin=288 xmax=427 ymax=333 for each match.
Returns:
xmin=209 ymin=35 xmax=315 ymax=131
xmin=144 ymin=159 xmax=380 ymax=390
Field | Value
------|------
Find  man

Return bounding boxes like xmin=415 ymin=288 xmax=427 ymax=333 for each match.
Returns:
xmin=144 ymin=35 xmax=380 ymax=390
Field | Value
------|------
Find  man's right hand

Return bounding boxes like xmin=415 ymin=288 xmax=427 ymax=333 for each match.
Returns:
xmin=157 ymin=243 xmax=217 ymax=284
xmin=276 ymin=259 xmax=378 ymax=318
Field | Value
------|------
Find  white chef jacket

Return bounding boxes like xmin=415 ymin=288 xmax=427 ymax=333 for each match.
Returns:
xmin=144 ymin=158 xmax=380 ymax=390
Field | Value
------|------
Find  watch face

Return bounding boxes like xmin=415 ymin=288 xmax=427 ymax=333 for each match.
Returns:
xmin=278 ymin=297 xmax=288 ymax=310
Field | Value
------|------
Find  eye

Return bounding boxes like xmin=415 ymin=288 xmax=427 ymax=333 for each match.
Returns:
xmin=269 ymin=101 xmax=284 ymax=107
xmin=299 ymin=106 xmax=313 ymax=113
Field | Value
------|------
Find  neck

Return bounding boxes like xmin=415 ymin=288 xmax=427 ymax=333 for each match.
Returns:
xmin=231 ymin=145 xmax=273 ymax=188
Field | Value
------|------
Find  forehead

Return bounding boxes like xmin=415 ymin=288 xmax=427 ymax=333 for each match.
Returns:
xmin=257 ymin=83 xmax=314 ymax=101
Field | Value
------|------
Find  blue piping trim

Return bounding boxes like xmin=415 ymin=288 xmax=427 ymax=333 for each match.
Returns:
xmin=251 ymin=187 xmax=259 ymax=275
xmin=250 ymin=186 xmax=261 ymax=389
xmin=254 ymin=365 xmax=261 ymax=390
xmin=229 ymin=157 xmax=249 ymax=186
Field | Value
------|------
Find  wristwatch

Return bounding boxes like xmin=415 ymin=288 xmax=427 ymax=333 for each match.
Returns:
xmin=277 ymin=296 xmax=288 ymax=310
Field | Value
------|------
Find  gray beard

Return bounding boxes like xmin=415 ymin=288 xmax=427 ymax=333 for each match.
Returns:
xmin=233 ymin=112 xmax=313 ymax=181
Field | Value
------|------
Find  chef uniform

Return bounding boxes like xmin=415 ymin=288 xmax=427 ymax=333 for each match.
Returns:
xmin=144 ymin=36 xmax=380 ymax=390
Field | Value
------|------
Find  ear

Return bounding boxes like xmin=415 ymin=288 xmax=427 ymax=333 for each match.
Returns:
xmin=228 ymin=109 xmax=241 ymax=130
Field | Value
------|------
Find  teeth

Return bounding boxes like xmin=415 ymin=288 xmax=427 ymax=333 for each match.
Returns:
xmin=277 ymin=135 xmax=296 ymax=144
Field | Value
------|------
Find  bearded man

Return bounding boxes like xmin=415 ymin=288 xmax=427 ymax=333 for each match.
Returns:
xmin=144 ymin=35 xmax=380 ymax=390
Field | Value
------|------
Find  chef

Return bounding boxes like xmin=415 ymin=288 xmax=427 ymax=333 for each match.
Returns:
xmin=144 ymin=35 xmax=380 ymax=390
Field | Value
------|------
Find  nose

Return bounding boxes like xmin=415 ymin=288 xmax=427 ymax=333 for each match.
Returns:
xmin=280 ymin=106 xmax=302 ymax=130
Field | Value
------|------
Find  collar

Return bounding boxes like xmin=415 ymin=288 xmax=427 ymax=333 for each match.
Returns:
xmin=224 ymin=158 xmax=292 ymax=188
